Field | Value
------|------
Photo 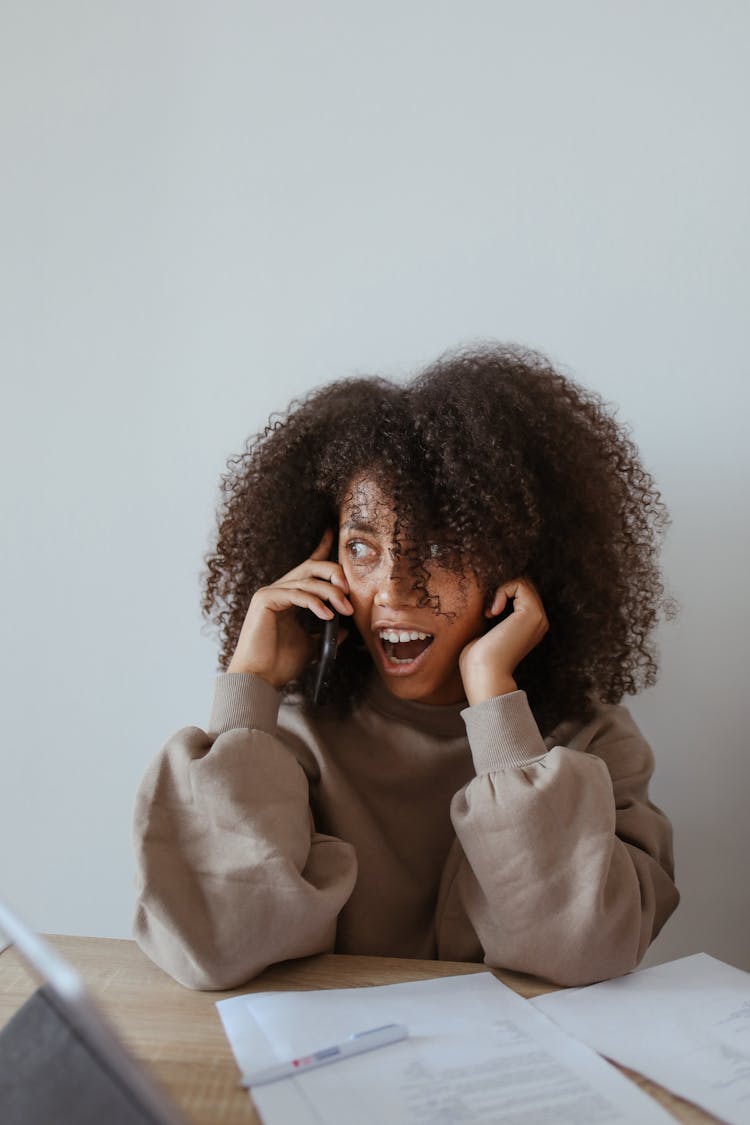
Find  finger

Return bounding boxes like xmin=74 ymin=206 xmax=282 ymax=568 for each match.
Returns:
xmin=485 ymin=587 xmax=510 ymax=618
xmin=309 ymin=528 xmax=335 ymax=562
xmin=311 ymin=559 xmax=349 ymax=591
xmin=279 ymin=556 xmax=350 ymax=593
xmin=496 ymin=578 xmax=548 ymax=628
xmin=327 ymin=561 xmax=349 ymax=591
xmin=274 ymin=578 xmax=353 ymax=615
xmin=485 ymin=576 xmax=545 ymax=618
xmin=258 ymin=587 xmax=336 ymax=620
xmin=500 ymin=577 xmax=539 ymax=607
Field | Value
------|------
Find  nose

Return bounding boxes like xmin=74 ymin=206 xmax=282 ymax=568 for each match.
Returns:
xmin=373 ymin=553 xmax=414 ymax=607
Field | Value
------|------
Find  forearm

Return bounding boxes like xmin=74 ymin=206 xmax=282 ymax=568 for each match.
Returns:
xmin=133 ymin=678 xmax=357 ymax=989
xmin=450 ymin=693 xmax=678 ymax=985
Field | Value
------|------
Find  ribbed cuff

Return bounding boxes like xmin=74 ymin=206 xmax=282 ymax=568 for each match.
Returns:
xmin=208 ymin=673 xmax=281 ymax=736
xmin=461 ymin=690 xmax=548 ymax=773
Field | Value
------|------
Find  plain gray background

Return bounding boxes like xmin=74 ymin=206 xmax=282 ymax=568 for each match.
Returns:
xmin=2 ymin=1 xmax=748 ymax=972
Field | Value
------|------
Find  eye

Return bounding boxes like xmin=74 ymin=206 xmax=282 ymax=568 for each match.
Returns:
xmin=345 ymin=539 xmax=376 ymax=563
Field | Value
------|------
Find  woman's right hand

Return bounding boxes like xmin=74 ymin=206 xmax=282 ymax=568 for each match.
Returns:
xmin=227 ymin=528 xmax=353 ymax=689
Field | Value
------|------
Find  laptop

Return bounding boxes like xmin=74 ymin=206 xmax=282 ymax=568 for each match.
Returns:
xmin=0 ymin=899 xmax=187 ymax=1125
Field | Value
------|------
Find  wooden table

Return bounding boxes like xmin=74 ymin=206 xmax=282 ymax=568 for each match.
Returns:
xmin=0 ymin=936 xmax=719 ymax=1124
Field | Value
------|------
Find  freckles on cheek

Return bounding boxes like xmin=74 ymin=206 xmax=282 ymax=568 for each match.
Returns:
xmin=350 ymin=586 xmax=373 ymax=619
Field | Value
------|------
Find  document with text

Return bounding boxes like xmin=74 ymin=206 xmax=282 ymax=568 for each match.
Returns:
xmin=217 ymin=971 xmax=673 ymax=1124
xmin=533 ymin=952 xmax=750 ymax=1125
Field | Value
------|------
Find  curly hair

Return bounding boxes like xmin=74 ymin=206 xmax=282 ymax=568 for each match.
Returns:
xmin=202 ymin=343 xmax=673 ymax=733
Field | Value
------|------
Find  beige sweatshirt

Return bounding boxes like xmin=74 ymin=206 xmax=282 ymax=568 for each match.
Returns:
xmin=132 ymin=673 xmax=678 ymax=990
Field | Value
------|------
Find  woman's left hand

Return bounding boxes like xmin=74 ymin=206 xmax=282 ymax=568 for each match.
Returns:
xmin=459 ymin=578 xmax=549 ymax=705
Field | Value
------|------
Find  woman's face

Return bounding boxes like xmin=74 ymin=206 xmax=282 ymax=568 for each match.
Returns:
xmin=337 ymin=476 xmax=488 ymax=705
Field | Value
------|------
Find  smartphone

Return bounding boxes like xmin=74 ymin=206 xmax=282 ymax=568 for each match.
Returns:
xmin=312 ymin=611 xmax=339 ymax=704
xmin=312 ymin=537 xmax=340 ymax=705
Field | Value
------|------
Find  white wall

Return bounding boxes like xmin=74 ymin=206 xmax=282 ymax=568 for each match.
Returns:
xmin=2 ymin=1 xmax=748 ymax=972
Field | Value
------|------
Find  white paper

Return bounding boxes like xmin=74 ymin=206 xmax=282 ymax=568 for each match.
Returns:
xmin=217 ymin=972 xmax=673 ymax=1124
xmin=532 ymin=952 xmax=750 ymax=1125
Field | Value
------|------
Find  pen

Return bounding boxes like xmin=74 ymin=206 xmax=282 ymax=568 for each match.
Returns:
xmin=240 ymin=1022 xmax=409 ymax=1087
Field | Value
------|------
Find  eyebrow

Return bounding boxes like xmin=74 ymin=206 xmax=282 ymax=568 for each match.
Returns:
xmin=339 ymin=519 xmax=379 ymax=533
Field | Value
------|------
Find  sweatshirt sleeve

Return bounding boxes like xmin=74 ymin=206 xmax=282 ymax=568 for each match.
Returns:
xmin=132 ymin=673 xmax=358 ymax=990
xmin=449 ymin=691 xmax=679 ymax=986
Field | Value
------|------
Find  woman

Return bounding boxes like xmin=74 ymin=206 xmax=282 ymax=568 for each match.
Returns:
xmin=133 ymin=343 xmax=678 ymax=989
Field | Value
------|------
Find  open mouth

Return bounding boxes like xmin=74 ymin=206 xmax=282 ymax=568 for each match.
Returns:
xmin=377 ymin=629 xmax=434 ymax=665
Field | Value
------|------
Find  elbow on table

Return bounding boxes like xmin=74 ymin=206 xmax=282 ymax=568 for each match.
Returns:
xmin=485 ymin=938 xmax=644 ymax=989
xmin=141 ymin=943 xmax=272 ymax=992
xmin=536 ymin=862 xmax=681 ymax=987
xmin=133 ymin=906 xmax=271 ymax=991
xmin=169 ymin=953 xmax=269 ymax=992
xmin=483 ymin=900 xmax=680 ymax=988
xmin=537 ymin=945 xmax=643 ymax=988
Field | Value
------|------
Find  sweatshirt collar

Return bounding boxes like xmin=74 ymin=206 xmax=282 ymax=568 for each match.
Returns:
xmin=363 ymin=673 xmax=468 ymax=738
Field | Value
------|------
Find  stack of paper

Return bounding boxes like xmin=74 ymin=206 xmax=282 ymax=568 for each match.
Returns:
xmin=533 ymin=952 xmax=750 ymax=1125
xmin=218 ymin=971 xmax=673 ymax=1124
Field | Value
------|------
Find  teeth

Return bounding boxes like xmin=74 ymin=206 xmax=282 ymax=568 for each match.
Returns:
xmin=378 ymin=629 xmax=432 ymax=643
